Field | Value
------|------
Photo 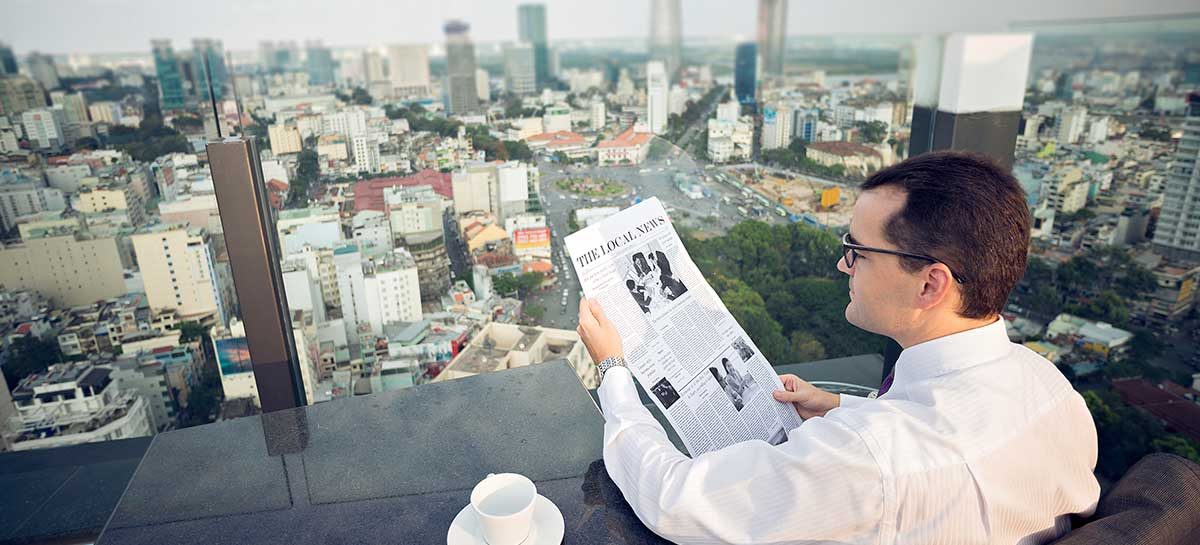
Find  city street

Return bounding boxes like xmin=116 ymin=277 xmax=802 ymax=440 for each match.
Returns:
xmin=527 ymin=138 xmax=786 ymax=329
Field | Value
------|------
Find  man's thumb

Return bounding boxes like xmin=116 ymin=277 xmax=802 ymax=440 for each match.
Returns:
xmin=773 ymin=389 xmax=803 ymax=403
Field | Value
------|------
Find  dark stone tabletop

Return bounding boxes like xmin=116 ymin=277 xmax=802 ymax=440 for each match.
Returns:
xmin=96 ymin=362 xmax=671 ymax=544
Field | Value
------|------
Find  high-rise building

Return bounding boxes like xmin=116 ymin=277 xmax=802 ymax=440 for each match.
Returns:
xmin=591 ymin=101 xmax=607 ymax=129
xmin=504 ymin=42 xmax=537 ymax=96
xmin=305 ymin=41 xmax=336 ymax=86
xmin=756 ymin=0 xmax=787 ymax=77
xmin=4 ymin=363 xmax=154 ymax=451
xmin=648 ymin=0 xmax=682 ymax=79
xmin=761 ymin=104 xmax=793 ymax=150
xmin=1153 ymin=93 xmax=1200 ymax=263
xmin=332 ymin=244 xmax=368 ymax=334
xmin=26 ymin=52 xmax=61 ymax=91
xmin=387 ymin=44 xmax=431 ymax=97
xmin=0 ymin=41 xmax=17 ymax=75
xmin=476 ymin=68 xmax=490 ymax=102
xmin=363 ymin=248 xmax=422 ymax=336
xmin=362 ymin=50 xmax=387 ymax=88
xmin=453 ymin=163 xmax=499 ymax=218
xmin=268 ymin=123 xmax=302 ymax=155
xmin=646 ymin=61 xmax=669 ymax=135
xmin=444 ymin=20 xmax=481 ymax=115
xmin=50 ymin=90 xmax=88 ymax=124
xmin=734 ymin=42 xmax=758 ymax=107
xmin=385 ymin=185 xmax=444 ymax=239
xmin=0 ymin=173 xmax=66 ymax=231
xmin=323 ymin=108 xmax=368 ymax=137
xmin=352 ymin=135 xmax=381 ymax=174
xmin=517 ymin=4 xmax=550 ymax=89
xmin=259 ymin=40 xmax=299 ymax=72
xmin=402 ymin=229 xmax=450 ymax=303
xmin=21 ymin=107 xmax=66 ymax=150
xmin=1056 ymin=106 xmax=1087 ymax=145
xmin=191 ymin=38 xmax=228 ymax=102
xmin=131 ymin=226 xmax=226 ymax=326
xmin=0 ymin=76 xmax=47 ymax=116
xmin=151 ymin=40 xmax=186 ymax=110
xmin=0 ymin=233 xmax=125 ymax=307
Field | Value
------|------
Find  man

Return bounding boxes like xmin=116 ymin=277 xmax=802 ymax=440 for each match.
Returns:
xmin=577 ymin=151 xmax=1100 ymax=544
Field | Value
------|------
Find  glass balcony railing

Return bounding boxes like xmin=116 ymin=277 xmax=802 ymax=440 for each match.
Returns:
xmin=2 ymin=3 xmax=1200 ymax=544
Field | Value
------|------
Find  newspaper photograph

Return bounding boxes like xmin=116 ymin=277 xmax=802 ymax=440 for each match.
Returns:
xmin=566 ymin=197 xmax=802 ymax=456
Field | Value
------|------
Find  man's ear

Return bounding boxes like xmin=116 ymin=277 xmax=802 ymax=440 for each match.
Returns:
xmin=916 ymin=263 xmax=955 ymax=311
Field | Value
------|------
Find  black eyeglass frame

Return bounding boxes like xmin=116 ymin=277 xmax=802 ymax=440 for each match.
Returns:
xmin=841 ymin=232 xmax=966 ymax=284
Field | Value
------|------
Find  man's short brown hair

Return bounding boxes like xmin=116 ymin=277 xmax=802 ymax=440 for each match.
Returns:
xmin=860 ymin=151 xmax=1030 ymax=319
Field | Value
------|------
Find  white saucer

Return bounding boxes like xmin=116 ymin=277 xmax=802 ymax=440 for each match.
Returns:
xmin=447 ymin=494 xmax=565 ymax=545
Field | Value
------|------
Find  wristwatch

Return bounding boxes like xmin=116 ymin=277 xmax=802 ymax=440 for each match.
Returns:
xmin=597 ymin=356 xmax=627 ymax=381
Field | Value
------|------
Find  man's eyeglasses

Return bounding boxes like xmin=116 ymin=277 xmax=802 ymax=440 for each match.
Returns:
xmin=841 ymin=232 xmax=966 ymax=284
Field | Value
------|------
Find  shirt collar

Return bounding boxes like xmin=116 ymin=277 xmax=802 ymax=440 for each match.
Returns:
xmin=892 ymin=317 xmax=1010 ymax=386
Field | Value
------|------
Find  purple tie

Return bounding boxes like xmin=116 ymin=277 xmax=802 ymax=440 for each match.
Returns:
xmin=877 ymin=370 xmax=895 ymax=397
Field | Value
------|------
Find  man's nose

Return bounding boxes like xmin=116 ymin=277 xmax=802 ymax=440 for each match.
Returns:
xmin=837 ymin=255 xmax=853 ymax=276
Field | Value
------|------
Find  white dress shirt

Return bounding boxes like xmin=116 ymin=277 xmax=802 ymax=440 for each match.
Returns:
xmin=598 ymin=318 xmax=1101 ymax=544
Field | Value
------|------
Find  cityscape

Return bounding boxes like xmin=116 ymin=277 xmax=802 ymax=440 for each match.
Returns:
xmin=0 ymin=1 xmax=1199 ymax=542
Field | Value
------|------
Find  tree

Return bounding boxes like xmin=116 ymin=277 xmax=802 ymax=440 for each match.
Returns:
xmin=710 ymin=274 xmax=790 ymax=364
xmin=493 ymin=272 xmax=544 ymax=299
xmin=171 ymin=115 xmax=205 ymax=130
xmin=856 ymin=120 xmax=888 ymax=144
xmin=787 ymin=138 xmax=807 ymax=157
xmin=1082 ymin=390 xmax=1200 ymax=479
xmin=180 ymin=362 xmax=223 ymax=428
xmin=288 ymin=149 xmax=320 ymax=208
xmin=351 ymin=87 xmax=373 ymax=105
xmin=111 ymin=115 xmax=193 ymax=162
xmin=503 ymin=140 xmax=533 ymax=162
xmin=178 ymin=321 xmax=207 ymax=343
xmin=2 ymin=336 xmax=64 ymax=386
xmin=789 ymin=331 xmax=826 ymax=362
xmin=1152 ymin=435 xmax=1200 ymax=464
xmin=523 ymin=304 xmax=546 ymax=323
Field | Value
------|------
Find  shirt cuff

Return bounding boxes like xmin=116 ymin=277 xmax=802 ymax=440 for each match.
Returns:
xmin=839 ymin=393 xmax=870 ymax=409
xmin=597 ymin=366 xmax=639 ymax=419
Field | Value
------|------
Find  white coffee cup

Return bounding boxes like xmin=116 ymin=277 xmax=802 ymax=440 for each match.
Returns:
xmin=469 ymin=473 xmax=537 ymax=545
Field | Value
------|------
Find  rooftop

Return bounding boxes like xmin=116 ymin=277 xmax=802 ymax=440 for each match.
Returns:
xmin=527 ymin=130 xmax=589 ymax=148
xmin=1112 ymin=378 xmax=1200 ymax=443
xmin=351 ymin=169 xmax=453 ymax=212
xmin=807 ymin=141 xmax=883 ymax=158
xmin=597 ymin=127 xmax=652 ymax=148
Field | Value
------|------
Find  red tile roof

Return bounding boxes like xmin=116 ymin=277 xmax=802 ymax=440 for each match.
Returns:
xmin=597 ymin=127 xmax=652 ymax=149
xmin=351 ymin=169 xmax=453 ymax=212
xmin=1112 ymin=378 xmax=1200 ymax=443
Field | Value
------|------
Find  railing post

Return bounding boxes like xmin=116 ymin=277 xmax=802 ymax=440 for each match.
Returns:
xmin=208 ymin=137 xmax=307 ymax=412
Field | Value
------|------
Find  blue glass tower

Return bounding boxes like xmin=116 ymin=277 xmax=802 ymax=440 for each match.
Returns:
xmin=152 ymin=40 xmax=186 ymax=110
xmin=734 ymin=42 xmax=757 ymax=107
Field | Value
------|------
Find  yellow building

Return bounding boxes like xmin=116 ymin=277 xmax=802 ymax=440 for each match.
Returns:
xmin=0 ymin=232 xmax=126 ymax=307
xmin=131 ymin=226 xmax=225 ymax=325
xmin=73 ymin=184 xmax=145 ymax=225
xmin=268 ymin=123 xmax=302 ymax=155
xmin=465 ymin=223 xmax=509 ymax=253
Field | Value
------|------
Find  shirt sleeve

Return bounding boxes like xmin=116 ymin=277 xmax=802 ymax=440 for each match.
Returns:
xmin=839 ymin=393 xmax=870 ymax=409
xmin=598 ymin=367 xmax=885 ymax=545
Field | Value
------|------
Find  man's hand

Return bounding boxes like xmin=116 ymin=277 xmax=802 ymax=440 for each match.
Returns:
xmin=577 ymin=297 xmax=622 ymax=364
xmin=773 ymin=374 xmax=840 ymax=419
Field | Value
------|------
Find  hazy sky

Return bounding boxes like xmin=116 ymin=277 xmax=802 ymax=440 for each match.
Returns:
xmin=3 ymin=0 xmax=1198 ymax=54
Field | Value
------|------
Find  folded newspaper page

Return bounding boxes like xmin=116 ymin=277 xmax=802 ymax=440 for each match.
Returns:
xmin=566 ymin=197 xmax=802 ymax=456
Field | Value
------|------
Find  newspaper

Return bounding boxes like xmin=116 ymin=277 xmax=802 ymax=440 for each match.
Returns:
xmin=566 ymin=197 xmax=802 ymax=456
